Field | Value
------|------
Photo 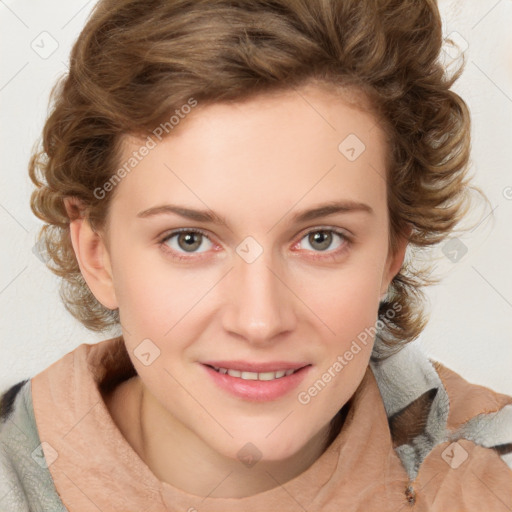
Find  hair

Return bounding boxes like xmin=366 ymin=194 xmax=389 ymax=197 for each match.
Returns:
xmin=29 ymin=0 xmax=485 ymax=359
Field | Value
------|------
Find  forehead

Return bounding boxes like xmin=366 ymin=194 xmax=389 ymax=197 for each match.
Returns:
xmin=112 ymin=85 xmax=389 ymax=222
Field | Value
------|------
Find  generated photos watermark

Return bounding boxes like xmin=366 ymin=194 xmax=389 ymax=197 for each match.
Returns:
xmin=297 ymin=301 xmax=402 ymax=405
xmin=93 ymin=97 xmax=198 ymax=200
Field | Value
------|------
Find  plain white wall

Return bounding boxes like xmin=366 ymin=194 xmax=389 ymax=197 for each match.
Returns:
xmin=1 ymin=0 xmax=511 ymax=395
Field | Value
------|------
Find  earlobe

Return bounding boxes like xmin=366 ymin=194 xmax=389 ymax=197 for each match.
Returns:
xmin=64 ymin=198 xmax=118 ymax=310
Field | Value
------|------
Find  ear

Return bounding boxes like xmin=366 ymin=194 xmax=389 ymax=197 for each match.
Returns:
xmin=380 ymin=223 xmax=412 ymax=299
xmin=64 ymin=197 xmax=118 ymax=310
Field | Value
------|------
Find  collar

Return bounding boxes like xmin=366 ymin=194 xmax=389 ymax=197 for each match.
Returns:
xmin=31 ymin=335 xmax=410 ymax=511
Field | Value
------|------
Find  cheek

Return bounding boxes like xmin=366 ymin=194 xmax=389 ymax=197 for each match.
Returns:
xmin=109 ymin=237 xmax=182 ymax=310
xmin=297 ymin=339 xmax=372 ymax=432
xmin=300 ymin=273 xmax=380 ymax=411
xmin=299 ymin=261 xmax=384 ymax=337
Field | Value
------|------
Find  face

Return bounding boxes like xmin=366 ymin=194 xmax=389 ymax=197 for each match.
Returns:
xmin=85 ymin=84 xmax=407 ymax=462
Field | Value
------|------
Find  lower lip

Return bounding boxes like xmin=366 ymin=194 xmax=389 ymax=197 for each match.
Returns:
xmin=201 ymin=364 xmax=312 ymax=402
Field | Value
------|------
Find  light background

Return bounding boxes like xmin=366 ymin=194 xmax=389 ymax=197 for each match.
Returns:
xmin=0 ymin=0 xmax=511 ymax=395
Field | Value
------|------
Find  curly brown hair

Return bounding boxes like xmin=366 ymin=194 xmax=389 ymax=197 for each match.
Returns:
xmin=29 ymin=0 xmax=486 ymax=355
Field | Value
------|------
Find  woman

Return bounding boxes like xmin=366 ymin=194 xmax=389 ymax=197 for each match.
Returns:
xmin=1 ymin=0 xmax=511 ymax=510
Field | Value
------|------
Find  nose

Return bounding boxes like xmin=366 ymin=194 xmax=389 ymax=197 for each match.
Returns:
xmin=221 ymin=247 xmax=297 ymax=346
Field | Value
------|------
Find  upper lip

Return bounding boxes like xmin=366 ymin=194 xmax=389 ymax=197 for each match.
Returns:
xmin=201 ymin=361 xmax=311 ymax=372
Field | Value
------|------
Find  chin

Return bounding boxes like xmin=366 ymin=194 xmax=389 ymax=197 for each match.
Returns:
xmin=219 ymin=425 xmax=318 ymax=464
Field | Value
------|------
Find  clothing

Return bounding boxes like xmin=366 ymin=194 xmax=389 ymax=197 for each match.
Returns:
xmin=1 ymin=335 xmax=511 ymax=511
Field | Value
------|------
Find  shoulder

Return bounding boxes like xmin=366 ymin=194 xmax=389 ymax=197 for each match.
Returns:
xmin=0 ymin=379 xmax=68 ymax=512
xmin=431 ymin=359 xmax=512 ymax=441
xmin=370 ymin=339 xmax=512 ymax=468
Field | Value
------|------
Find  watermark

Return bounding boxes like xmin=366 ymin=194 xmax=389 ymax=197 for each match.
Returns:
xmin=133 ymin=338 xmax=161 ymax=366
xmin=31 ymin=441 xmax=58 ymax=468
xmin=503 ymin=186 xmax=512 ymax=201
xmin=442 ymin=31 xmax=469 ymax=61
xmin=338 ymin=133 xmax=366 ymax=162
xmin=297 ymin=301 xmax=402 ymax=405
xmin=236 ymin=236 xmax=264 ymax=264
xmin=237 ymin=442 xmax=262 ymax=468
xmin=93 ymin=98 xmax=198 ymax=200
xmin=31 ymin=31 xmax=59 ymax=60
xmin=442 ymin=237 xmax=468 ymax=263
xmin=152 ymin=97 xmax=198 ymax=141
xmin=441 ymin=441 xmax=468 ymax=469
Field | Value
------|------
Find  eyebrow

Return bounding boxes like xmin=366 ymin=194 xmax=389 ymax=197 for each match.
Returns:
xmin=136 ymin=200 xmax=374 ymax=226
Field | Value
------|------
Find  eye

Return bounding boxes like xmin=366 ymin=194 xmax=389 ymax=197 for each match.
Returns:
xmin=294 ymin=228 xmax=351 ymax=260
xmin=159 ymin=228 xmax=214 ymax=259
xmin=158 ymin=227 xmax=351 ymax=262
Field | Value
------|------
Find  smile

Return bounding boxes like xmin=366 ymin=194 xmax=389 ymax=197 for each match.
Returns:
xmin=208 ymin=365 xmax=299 ymax=380
xmin=201 ymin=362 xmax=312 ymax=401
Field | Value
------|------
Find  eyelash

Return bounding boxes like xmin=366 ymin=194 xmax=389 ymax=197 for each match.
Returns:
xmin=158 ymin=227 xmax=352 ymax=262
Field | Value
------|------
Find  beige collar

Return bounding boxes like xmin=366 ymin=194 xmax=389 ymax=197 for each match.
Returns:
xmin=31 ymin=336 xmax=409 ymax=511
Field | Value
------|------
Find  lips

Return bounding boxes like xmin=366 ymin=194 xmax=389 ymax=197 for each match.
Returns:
xmin=200 ymin=361 xmax=312 ymax=401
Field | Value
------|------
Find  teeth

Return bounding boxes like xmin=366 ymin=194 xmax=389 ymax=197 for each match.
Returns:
xmin=212 ymin=366 xmax=300 ymax=380
xmin=241 ymin=371 xmax=259 ymax=380
xmin=258 ymin=371 xmax=278 ymax=381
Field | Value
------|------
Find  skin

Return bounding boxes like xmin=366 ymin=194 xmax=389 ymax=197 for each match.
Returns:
xmin=65 ymin=83 xmax=409 ymax=498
